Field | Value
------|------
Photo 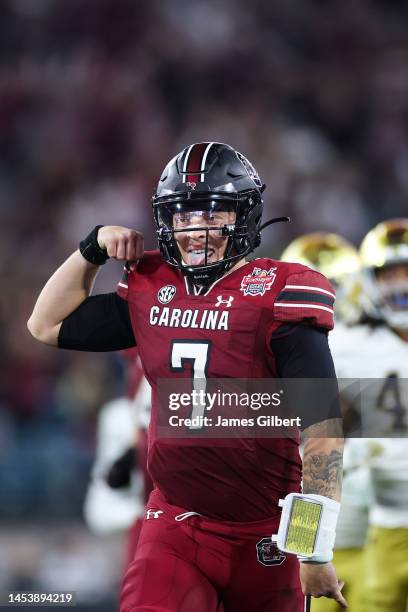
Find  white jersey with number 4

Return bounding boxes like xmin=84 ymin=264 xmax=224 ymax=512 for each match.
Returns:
xmin=330 ymin=323 xmax=408 ymax=530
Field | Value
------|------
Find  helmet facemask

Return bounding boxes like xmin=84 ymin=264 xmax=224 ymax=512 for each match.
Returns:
xmin=362 ymin=262 xmax=408 ymax=329
xmin=154 ymin=192 xmax=263 ymax=285
xmin=359 ymin=219 xmax=408 ymax=329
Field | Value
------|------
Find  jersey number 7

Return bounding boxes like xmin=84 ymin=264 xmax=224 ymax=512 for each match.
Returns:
xmin=170 ymin=340 xmax=211 ymax=429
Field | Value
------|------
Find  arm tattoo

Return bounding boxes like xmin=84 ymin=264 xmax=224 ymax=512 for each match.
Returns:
xmin=302 ymin=448 xmax=343 ymax=499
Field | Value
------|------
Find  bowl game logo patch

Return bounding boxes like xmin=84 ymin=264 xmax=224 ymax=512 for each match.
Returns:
xmin=240 ymin=267 xmax=277 ymax=296
xmin=256 ymin=538 xmax=286 ymax=566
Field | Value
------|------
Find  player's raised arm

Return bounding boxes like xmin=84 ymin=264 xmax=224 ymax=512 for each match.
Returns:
xmin=27 ymin=225 xmax=143 ymax=346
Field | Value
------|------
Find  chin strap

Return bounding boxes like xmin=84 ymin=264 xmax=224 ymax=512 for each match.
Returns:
xmin=259 ymin=216 xmax=290 ymax=232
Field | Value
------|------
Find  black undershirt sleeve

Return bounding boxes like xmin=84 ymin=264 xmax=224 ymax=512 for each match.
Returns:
xmin=271 ymin=325 xmax=341 ymax=429
xmin=58 ymin=293 xmax=136 ymax=352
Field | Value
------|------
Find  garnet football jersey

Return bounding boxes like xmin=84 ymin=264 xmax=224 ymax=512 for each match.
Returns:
xmin=117 ymin=251 xmax=335 ymax=521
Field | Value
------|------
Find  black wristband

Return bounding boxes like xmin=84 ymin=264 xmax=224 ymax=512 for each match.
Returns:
xmin=79 ymin=225 xmax=109 ymax=265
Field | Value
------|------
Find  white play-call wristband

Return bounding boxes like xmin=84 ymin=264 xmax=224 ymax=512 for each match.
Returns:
xmin=272 ymin=493 xmax=340 ymax=563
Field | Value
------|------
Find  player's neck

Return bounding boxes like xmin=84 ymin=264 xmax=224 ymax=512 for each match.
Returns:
xmin=228 ymin=257 xmax=248 ymax=275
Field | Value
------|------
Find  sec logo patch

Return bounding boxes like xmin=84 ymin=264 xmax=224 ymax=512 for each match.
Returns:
xmin=158 ymin=285 xmax=176 ymax=304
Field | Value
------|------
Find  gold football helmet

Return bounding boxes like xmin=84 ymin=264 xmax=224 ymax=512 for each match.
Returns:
xmin=281 ymin=232 xmax=361 ymax=323
xmin=359 ymin=218 xmax=408 ymax=329
xmin=281 ymin=232 xmax=360 ymax=285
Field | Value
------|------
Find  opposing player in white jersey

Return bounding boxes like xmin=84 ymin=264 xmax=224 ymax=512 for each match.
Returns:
xmin=282 ymin=232 xmax=369 ymax=612
xmin=84 ymin=350 xmax=152 ymax=567
xmin=329 ymin=219 xmax=408 ymax=612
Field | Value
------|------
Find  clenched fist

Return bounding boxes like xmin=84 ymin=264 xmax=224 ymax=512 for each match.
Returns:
xmin=97 ymin=226 xmax=144 ymax=269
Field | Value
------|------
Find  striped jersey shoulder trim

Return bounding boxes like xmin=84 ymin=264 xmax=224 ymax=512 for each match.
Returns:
xmin=283 ymin=284 xmax=335 ymax=299
xmin=274 ymin=302 xmax=334 ymax=314
xmin=276 ymin=290 xmax=334 ymax=307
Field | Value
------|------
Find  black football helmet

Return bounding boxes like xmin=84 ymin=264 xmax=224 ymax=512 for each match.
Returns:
xmin=152 ymin=142 xmax=265 ymax=285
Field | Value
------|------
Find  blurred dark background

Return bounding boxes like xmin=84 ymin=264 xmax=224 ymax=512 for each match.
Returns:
xmin=1 ymin=0 xmax=408 ymax=608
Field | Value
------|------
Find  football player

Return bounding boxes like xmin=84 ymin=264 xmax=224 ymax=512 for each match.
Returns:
xmin=329 ymin=219 xmax=408 ymax=612
xmin=84 ymin=350 xmax=153 ymax=568
xmin=83 ymin=394 xmax=143 ymax=538
xmin=28 ymin=143 xmax=346 ymax=611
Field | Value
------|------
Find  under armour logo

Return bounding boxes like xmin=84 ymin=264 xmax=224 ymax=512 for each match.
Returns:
xmin=146 ymin=509 xmax=164 ymax=520
xmin=215 ymin=295 xmax=234 ymax=307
